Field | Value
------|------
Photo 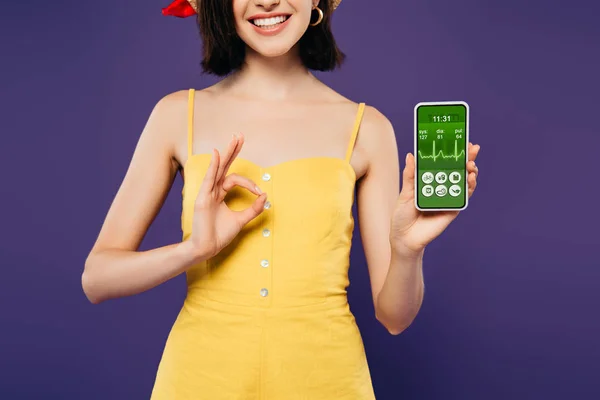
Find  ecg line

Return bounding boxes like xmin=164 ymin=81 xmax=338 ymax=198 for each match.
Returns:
xmin=418 ymin=140 xmax=465 ymax=161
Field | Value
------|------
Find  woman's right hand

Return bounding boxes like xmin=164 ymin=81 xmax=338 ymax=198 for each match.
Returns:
xmin=188 ymin=133 xmax=267 ymax=260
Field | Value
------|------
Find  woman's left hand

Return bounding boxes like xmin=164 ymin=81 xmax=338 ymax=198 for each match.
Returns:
xmin=390 ymin=143 xmax=481 ymax=256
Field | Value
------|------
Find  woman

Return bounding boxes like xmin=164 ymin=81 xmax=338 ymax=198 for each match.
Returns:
xmin=82 ymin=0 xmax=481 ymax=398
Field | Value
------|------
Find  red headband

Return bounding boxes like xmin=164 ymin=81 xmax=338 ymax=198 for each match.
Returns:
xmin=162 ymin=0 xmax=196 ymax=18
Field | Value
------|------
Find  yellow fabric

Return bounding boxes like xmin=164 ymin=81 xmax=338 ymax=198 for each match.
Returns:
xmin=151 ymin=89 xmax=375 ymax=399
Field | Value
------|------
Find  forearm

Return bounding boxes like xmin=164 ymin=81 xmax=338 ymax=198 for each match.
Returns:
xmin=82 ymin=240 xmax=207 ymax=304
xmin=375 ymin=241 xmax=425 ymax=335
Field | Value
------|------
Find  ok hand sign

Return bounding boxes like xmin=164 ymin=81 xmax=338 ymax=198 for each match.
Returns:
xmin=189 ymin=133 xmax=268 ymax=259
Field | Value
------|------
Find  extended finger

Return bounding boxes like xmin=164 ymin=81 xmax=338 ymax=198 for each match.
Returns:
xmin=219 ymin=133 xmax=244 ymax=184
xmin=199 ymin=148 xmax=220 ymax=195
xmin=398 ymin=153 xmax=416 ymax=203
xmin=216 ymin=135 xmax=241 ymax=184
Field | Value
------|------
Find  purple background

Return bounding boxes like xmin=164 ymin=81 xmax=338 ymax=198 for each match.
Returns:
xmin=1 ymin=0 xmax=599 ymax=398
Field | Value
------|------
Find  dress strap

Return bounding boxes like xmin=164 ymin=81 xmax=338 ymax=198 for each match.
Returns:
xmin=187 ymin=88 xmax=195 ymax=160
xmin=345 ymin=102 xmax=366 ymax=162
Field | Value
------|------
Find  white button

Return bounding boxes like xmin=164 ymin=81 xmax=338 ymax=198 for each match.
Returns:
xmin=262 ymin=173 xmax=271 ymax=181
xmin=435 ymin=185 xmax=448 ymax=197
xmin=260 ymin=288 xmax=269 ymax=297
xmin=262 ymin=228 xmax=271 ymax=237
xmin=260 ymin=259 xmax=269 ymax=268
xmin=264 ymin=201 xmax=271 ymax=209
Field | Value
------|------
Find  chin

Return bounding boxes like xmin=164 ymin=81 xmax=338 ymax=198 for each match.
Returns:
xmin=247 ymin=42 xmax=296 ymax=58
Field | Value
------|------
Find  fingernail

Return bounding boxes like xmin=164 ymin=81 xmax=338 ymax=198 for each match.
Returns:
xmin=406 ymin=153 xmax=410 ymax=163
xmin=255 ymin=185 xmax=262 ymax=194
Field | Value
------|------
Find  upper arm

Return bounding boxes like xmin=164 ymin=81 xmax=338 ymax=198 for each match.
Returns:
xmin=355 ymin=106 xmax=401 ymax=308
xmin=88 ymin=91 xmax=187 ymax=255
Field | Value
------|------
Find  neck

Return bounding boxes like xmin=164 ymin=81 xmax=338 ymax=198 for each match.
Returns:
xmin=221 ymin=45 xmax=318 ymax=102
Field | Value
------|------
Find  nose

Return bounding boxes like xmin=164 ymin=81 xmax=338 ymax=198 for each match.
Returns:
xmin=254 ymin=0 xmax=280 ymax=9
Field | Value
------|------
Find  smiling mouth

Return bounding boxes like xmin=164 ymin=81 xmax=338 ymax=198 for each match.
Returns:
xmin=249 ymin=15 xmax=290 ymax=30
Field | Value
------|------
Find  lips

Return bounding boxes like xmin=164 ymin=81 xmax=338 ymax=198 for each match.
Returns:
xmin=248 ymin=14 xmax=292 ymax=35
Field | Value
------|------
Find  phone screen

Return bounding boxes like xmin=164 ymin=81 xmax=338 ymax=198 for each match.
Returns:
xmin=415 ymin=102 xmax=469 ymax=210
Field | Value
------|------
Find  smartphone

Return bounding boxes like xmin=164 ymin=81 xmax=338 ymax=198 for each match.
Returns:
xmin=414 ymin=101 xmax=469 ymax=211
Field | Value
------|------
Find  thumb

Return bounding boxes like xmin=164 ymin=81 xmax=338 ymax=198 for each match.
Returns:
xmin=398 ymin=153 xmax=415 ymax=201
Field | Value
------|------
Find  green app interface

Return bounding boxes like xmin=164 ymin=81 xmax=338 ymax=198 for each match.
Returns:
xmin=416 ymin=103 xmax=467 ymax=209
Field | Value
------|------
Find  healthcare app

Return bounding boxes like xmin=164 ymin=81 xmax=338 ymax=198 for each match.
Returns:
xmin=415 ymin=102 xmax=469 ymax=211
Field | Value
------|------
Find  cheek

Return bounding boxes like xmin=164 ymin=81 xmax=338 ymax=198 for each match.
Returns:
xmin=232 ymin=0 xmax=247 ymax=28
xmin=295 ymin=0 xmax=314 ymax=22
xmin=295 ymin=12 xmax=311 ymax=29
xmin=290 ymin=0 xmax=313 ymax=11
xmin=232 ymin=0 xmax=243 ymax=13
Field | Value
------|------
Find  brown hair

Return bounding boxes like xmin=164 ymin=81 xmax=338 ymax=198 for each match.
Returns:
xmin=197 ymin=0 xmax=345 ymax=76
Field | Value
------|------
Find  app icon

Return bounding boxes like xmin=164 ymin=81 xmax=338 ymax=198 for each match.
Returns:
xmin=435 ymin=172 xmax=447 ymax=184
xmin=421 ymin=172 xmax=434 ymax=184
xmin=422 ymin=185 xmax=434 ymax=197
xmin=449 ymin=184 xmax=462 ymax=197
xmin=449 ymin=171 xmax=461 ymax=183
xmin=435 ymin=185 xmax=447 ymax=197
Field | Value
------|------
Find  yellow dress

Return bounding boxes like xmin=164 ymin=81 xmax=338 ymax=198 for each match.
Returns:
xmin=151 ymin=89 xmax=376 ymax=399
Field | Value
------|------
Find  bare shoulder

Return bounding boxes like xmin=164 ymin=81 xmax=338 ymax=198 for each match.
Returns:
xmin=318 ymin=84 xmax=394 ymax=139
xmin=143 ymin=89 xmax=197 ymax=167
xmin=360 ymin=105 xmax=395 ymax=148
xmin=159 ymin=87 xmax=224 ymax=166
xmin=356 ymin=104 xmax=397 ymax=165
xmin=145 ymin=89 xmax=189 ymax=136
xmin=149 ymin=89 xmax=191 ymax=123
xmin=314 ymin=83 xmax=398 ymax=176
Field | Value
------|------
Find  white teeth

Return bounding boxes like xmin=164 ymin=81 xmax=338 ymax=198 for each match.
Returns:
xmin=252 ymin=15 xmax=288 ymax=27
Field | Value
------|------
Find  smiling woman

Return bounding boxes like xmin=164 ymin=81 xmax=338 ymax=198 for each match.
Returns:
xmin=163 ymin=0 xmax=344 ymax=75
xmin=82 ymin=0 xmax=480 ymax=398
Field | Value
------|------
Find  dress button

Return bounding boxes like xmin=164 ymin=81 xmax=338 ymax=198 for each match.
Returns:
xmin=262 ymin=228 xmax=271 ymax=237
xmin=264 ymin=201 xmax=271 ymax=210
xmin=262 ymin=173 xmax=271 ymax=181
xmin=260 ymin=259 xmax=269 ymax=268
xmin=260 ymin=288 xmax=269 ymax=297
